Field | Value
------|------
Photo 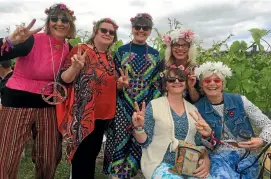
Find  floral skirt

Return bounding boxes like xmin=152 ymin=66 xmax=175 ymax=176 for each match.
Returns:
xmin=209 ymin=150 xmax=259 ymax=179
xmin=152 ymin=162 xmax=213 ymax=179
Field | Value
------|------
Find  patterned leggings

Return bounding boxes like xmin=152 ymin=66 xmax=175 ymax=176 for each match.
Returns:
xmin=0 ymin=106 xmax=62 ymax=179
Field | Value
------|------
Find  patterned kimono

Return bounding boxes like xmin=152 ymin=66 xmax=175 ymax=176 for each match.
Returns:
xmin=103 ymin=42 xmax=163 ymax=178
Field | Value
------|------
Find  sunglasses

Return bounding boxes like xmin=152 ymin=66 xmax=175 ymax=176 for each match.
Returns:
xmin=172 ymin=43 xmax=189 ymax=49
xmin=167 ymin=77 xmax=186 ymax=83
xmin=133 ymin=25 xmax=151 ymax=31
xmin=100 ymin=28 xmax=115 ymax=36
xmin=50 ymin=15 xmax=69 ymax=24
xmin=203 ymin=78 xmax=222 ymax=84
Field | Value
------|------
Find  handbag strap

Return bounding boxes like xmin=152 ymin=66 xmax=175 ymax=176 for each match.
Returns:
xmin=235 ymin=143 xmax=271 ymax=179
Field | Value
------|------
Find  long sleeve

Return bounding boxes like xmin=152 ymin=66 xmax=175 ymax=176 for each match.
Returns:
xmin=0 ymin=36 xmax=34 ymax=61
xmin=242 ymin=95 xmax=271 ymax=143
xmin=140 ymin=103 xmax=155 ymax=148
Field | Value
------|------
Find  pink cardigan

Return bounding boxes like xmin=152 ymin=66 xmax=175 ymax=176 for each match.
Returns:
xmin=6 ymin=33 xmax=69 ymax=95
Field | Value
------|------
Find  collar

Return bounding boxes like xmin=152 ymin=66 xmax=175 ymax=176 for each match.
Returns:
xmin=204 ymin=92 xmax=236 ymax=113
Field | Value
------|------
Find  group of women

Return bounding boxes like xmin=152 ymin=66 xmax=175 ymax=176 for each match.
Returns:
xmin=0 ymin=3 xmax=270 ymax=179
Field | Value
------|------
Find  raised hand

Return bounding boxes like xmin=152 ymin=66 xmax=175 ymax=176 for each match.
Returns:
xmin=71 ymin=46 xmax=88 ymax=70
xmin=190 ymin=110 xmax=212 ymax=137
xmin=132 ymin=101 xmax=146 ymax=128
xmin=187 ymin=74 xmax=197 ymax=89
xmin=117 ymin=68 xmax=129 ymax=89
xmin=8 ymin=19 xmax=42 ymax=45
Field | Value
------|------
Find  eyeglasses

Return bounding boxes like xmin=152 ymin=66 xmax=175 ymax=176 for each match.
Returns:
xmin=133 ymin=25 xmax=151 ymax=31
xmin=203 ymin=78 xmax=222 ymax=84
xmin=50 ymin=15 xmax=69 ymax=24
xmin=99 ymin=28 xmax=115 ymax=36
xmin=166 ymin=77 xmax=186 ymax=83
xmin=172 ymin=43 xmax=189 ymax=49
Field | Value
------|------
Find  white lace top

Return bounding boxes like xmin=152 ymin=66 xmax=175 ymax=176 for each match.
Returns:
xmin=212 ymin=95 xmax=271 ymax=152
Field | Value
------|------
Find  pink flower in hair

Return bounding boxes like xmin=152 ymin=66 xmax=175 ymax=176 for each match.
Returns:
xmin=162 ymin=35 xmax=172 ymax=46
xmin=130 ymin=17 xmax=134 ymax=22
xmin=182 ymin=29 xmax=195 ymax=43
xmin=170 ymin=64 xmax=185 ymax=70
xmin=60 ymin=4 xmax=67 ymax=10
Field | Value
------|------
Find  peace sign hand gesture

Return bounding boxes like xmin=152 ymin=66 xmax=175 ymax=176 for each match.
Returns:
xmin=132 ymin=101 xmax=146 ymax=128
xmin=71 ymin=46 xmax=88 ymax=70
xmin=117 ymin=68 xmax=129 ymax=89
xmin=8 ymin=19 xmax=42 ymax=45
xmin=190 ymin=110 xmax=212 ymax=137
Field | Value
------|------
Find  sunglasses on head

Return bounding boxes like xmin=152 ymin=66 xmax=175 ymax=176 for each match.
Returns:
xmin=133 ymin=25 xmax=151 ymax=31
xmin=203 ymin=78 xmax=222 ymax=84
xmin=166 ymin=76 xmax=186 ymax=83
xmin=99 ymin=28 xmax=115 ymax=36
xmin=50 ymin=15 xmax=69 ymax=24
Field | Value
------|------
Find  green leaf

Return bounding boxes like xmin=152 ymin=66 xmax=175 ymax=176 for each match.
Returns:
xmin=240 ymin=41 xmax=247 ymax=51
xmin=230 ymin=41 xmax=240 ymax=53
xmin=226 ymin=78 xmax=238 ymax=91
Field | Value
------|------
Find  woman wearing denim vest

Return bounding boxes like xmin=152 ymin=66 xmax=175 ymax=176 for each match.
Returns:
xmin=194 ymin=61 xmax=271 ymax=179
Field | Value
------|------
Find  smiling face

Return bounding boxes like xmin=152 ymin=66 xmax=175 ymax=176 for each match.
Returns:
xmin=171 ymin=39 xmax=190 ymax=64
xmin=94 ymin=22 xmax=116 ymax=46
xmin=201 ymin=73 xmax=224 ymax=98
xmin=48 ymin=14 xmax=71 ymax=40
xmin=165 ymin=70 xmax=186 ymax=95
xmin=132 ymin=24 xmax=151 ymax=44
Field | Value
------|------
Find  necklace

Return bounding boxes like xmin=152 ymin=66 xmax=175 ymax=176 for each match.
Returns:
xmin=126 ymin=41 xmax=152 ymax=93
xmin=41 ymin=37 xmax=67 ymax=105
xmin=92 ymin=43 xmax=115 ymax=76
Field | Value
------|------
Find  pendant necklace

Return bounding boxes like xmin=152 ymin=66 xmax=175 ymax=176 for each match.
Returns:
xmin=41 ymin=37 xmax=68 ymax=105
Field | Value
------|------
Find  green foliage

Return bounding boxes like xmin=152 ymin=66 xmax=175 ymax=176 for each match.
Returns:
xmin=61 ymin=21 xmax=271 ymax=112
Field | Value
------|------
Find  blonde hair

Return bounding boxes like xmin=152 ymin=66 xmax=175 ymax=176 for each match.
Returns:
xmin=165 ymin=43 xmax=197 ymax=67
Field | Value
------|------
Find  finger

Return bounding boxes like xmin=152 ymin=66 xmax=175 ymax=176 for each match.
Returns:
xmin=189 ymin=111 xmax=199 ymax=122
xmin=26 ymin=19 xmax=36 ymax=29
xmin=141 ymin=101 xmax=146 ymax=113
xmin=19 ymin=26 xmax=25 ymax=36
xmin=77 ymin=45 xmax=82 ymax=56
xmin=119 ymin=68 xmax=124 ymax=76
xmin=195 ymin=110 xmax=203 ymax=120
xmin=29 ymin=27 xmax=42 ymax=35
xmin=82 ymin=49 xmax=89 ymax=58
xmin=134 ymin=102 xmax=140 ymax=112
xmin=195 ymin=126 xmax=204 ymax=131
xmin=238 ymin=141 xmax=252 ymax=145
xmin=194 ymin=168 xmax=207 ymax=178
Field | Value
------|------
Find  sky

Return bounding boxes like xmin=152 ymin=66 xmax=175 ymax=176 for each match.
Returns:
xmin=0 ymin=0 xmax=270 ymax=50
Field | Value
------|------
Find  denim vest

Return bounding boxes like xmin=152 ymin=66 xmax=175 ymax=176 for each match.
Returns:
xmin=195 ymin=92 xmax=254 ymax=140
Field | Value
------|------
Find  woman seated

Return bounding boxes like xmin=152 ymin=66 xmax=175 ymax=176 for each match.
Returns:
xmin=132 ymin=67 xmax=213 ymax=179
xmin=194 ymin=61 xmax=271 ymax=179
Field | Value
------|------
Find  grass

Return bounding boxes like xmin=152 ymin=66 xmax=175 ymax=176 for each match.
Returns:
xmin=18 ymin=140 xmax=108 ymax=179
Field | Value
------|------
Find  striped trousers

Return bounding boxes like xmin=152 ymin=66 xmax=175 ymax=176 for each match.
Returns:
xmin=0 ymin=106 xmax=62 ymax=179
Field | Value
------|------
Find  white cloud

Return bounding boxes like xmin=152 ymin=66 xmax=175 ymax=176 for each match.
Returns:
xmin=0 ymin=0 xmax=270 ymax=49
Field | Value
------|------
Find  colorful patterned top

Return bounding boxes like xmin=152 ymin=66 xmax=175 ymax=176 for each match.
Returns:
xmin=57 ymin=44 xmax=117 ymax=161
xmin=103 ymin=42 xmax=163 ymax=178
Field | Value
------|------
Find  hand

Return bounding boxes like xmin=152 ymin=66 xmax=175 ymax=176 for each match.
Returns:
xmin=132 ymin=101 xmax=146 ymax=128
xmin=238 ymin=137 xmax=265 ymax=151
xmin=117 ymin=68 xmax=129 ymax=89
xmin=190 ymin=110 xmax=212 ymax=137
xmin=8 ymin=19 xmax=42 ymax=45
xmin=193 ymin=155 xmax=210 ymax=178
xmin=187 ymin=74 xmax=197 ymax=90
xmin=71 ymin=46 xmax=88 ymax=70
xmin=0 ymin=104 xmax=2 ymax=110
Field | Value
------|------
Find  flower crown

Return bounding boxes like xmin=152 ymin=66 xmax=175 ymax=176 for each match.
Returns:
xmin=93 ymin=18 xmax=119 ymax=30
xmin=130 ymin=13 xmax=153 ymax=26
xmin=194 ymin=61 xmax=232 ymax=79
xmin=45 ymin=3 xmax=76 ymax=21
xmin=162 ymin=28 xmax=199 ymax=46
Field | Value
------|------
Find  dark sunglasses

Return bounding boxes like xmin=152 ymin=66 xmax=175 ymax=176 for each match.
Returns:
xmin=100 ymin=28 xmax=115 ymax=36
xmin=50 ymin=15 xmax=69 ymax=24
xmin=167 ymin=77 xmax=186 ymax=83
xmin=133 ymin=25 xmax=151 ymax=31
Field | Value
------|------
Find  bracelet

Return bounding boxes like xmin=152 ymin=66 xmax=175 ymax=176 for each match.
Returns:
xmin=134 ymin=127 xmax=145 ymax=134
xmin=5 ymin=37 xmax=14 ymax=49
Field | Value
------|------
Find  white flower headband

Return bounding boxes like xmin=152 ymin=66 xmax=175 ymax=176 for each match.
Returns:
xmin=194 ymin=61 xmax=232 ymax=79
xmin=162 ymin=27 xmax=199 ymax=46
